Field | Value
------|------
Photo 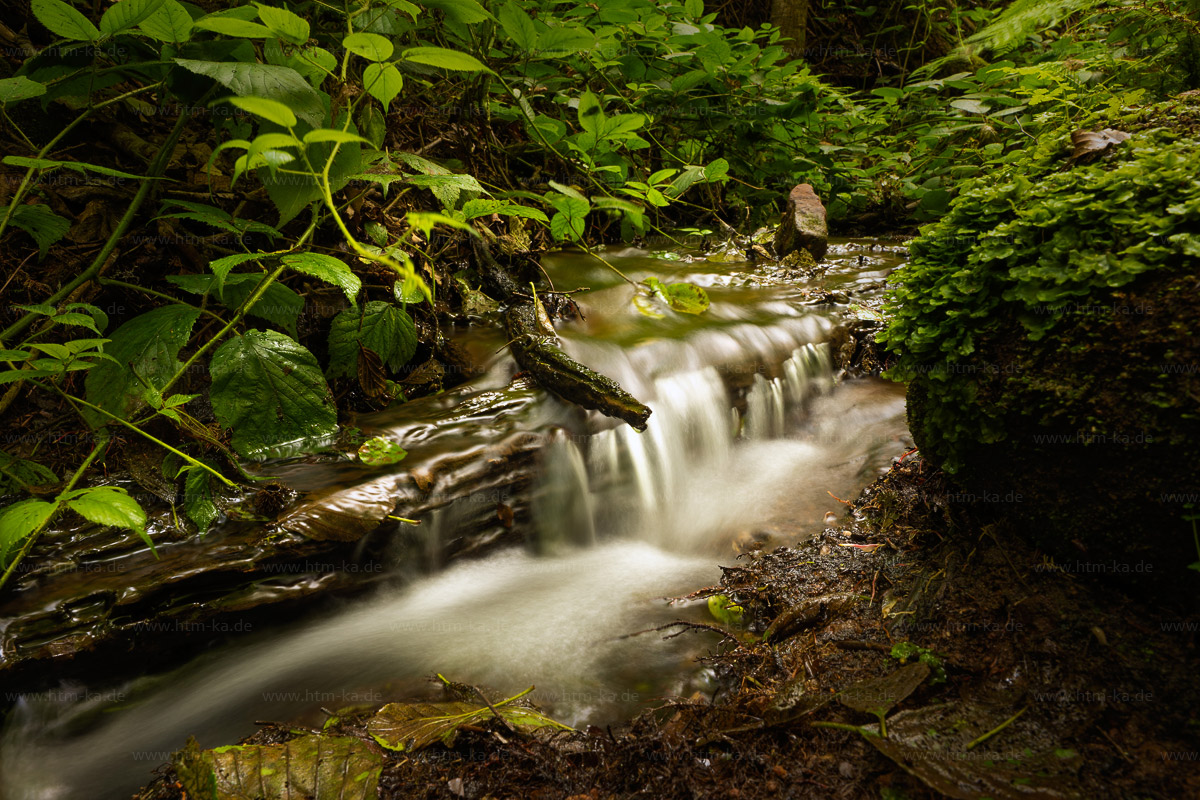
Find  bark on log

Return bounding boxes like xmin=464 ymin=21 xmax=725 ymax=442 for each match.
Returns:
xmin=472 ymin=237 xmax=652 ymax=430
xmin=506 ymin=304 xmax=651 ymax=431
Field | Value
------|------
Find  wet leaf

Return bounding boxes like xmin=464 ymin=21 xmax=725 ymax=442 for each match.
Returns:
xmin=837 ymin=662 xmax=930 ymax=718
xmin=281 ymin=253 xmax=361 ymax=304
xmin=210 ymin=330 xmax=338 ymax=459
xmin=357 ymin=436 xmax=407 ymax=466
xmin=356 ymin=343 xmax=388 ymax=398
xmin=327 ymin=301 xmax=417 ymax=378
xmin=645 ymin=277 xmax=710 ymax=315
xmin=861 ymin=702 xmax=1082 ymax=799
xmin=367 ymin=690 xmax=571 ymax=753
xmin=175 ymin=734 xmax=382 ymax=800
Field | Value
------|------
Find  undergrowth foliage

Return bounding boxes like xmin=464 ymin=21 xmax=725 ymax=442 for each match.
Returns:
xmin=0 ymin=0 xmax=1197 ymax=582
xmin=879 ymin=120 xmax=1200 ymax=469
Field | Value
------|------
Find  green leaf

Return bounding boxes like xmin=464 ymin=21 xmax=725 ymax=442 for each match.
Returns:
xmin=176 ymin=735 xmax=381 ymax=800
xmin=0 ymin=499 xmax=55 ymax=565
xmin=327 ymin=301 xmax=416 ymax=378
xmin=577 ymin=90 xmax=604 ymax=135
xmin=645 ymin=277 xmax=710 ymax=315
xmin=362 ymin=62 xmax=403 ymax=113
xmin=83 ymin=305 xmax=201 ymax=427
xmin=394 ymin=274 xmax=427 ymax=304
xmin=401 ymin=46 xmax=489 ymax=72
xmin=0 ymin=350 xmax=33 ymax=361
xmin=281 ymin=252 xmax=361 ymax=303
xmin=208 ymin=252 xmax=263 ymax=295
xmin=367 ymin=691 xmax=571 ymax=753
xmin=358 ymin=436 xmax=407 ymax=466
xmin=64 ymin=486 xmax=151 ymax=550
xmin=226 ymin=95 xmax=296 ymax=128
xmin=550 ymin=211 xmax=584 ymax=241
xmin=343 ymin=32 xmax=393 ymax=61
xmin=0 ymin=77 xmax=47 ymax=105
xmin=419 ymin=0 xmax=492 ymax=24
xmin=210 ymin=330 xmax=338 ymax=460
xmin=535 ymin=27 xmax=594 ymax=58
xmin=166 ymin=273 xmax=302 ymax=336
xmin=704 ymin=158 xmax=729 ymax=181
xmin=949 ymin=98 xmax=990 ymax=114
xmin=179 ymin=463 xmax=219 ymax=534
xmin=175 ymin=59 xmax=325 ymax=128
xmin=498 ymin=1 xmax=538 ymax=51
xmin=302 ymin=128 xmax=373 ymax=146
xmin=138 ymin=0 xmax=192 ymax=42
xmin=3 ymin=156 xmax=150 ymax=181
xmin=0 ymin=452 xmax=56 ymax=495
xmin=192 ymin=15 xmax=274 ymax=38
xmin=31 ymin=0 xmax=100 ymax=41
xmin=255 ymin=2 xmax=310 ymax=45
xmin=100 ymin=0 xmax=165 ymax=36
xmin=4 ymin=204 xmax=69 ymax=261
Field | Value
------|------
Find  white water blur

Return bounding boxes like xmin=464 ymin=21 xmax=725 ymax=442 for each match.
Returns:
xmin=0 ymin=303 xmax=908 ymax=800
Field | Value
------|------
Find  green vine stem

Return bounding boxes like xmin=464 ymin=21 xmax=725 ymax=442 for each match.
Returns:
xmin=0 ymin=104 xmax=190 ymax=346
xmin=0 ymin=440 xmax=104 ymax=592
xmin=0 ymin=82 xmax=163 ymax=242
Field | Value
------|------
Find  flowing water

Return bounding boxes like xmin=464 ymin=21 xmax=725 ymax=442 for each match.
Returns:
xmin=0 ymin=239 xmax=910 ymax=800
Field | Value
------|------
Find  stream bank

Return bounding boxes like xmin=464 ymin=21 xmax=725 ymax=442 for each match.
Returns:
xmin=133 ymin=455 xmax=1200 ymax=800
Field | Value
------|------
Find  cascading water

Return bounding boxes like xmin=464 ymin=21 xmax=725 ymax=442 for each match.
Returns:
xmin=0 ymin=241 xmax=910 ymax=800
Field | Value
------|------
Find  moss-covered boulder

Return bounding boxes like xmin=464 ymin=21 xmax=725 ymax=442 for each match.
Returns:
xmin=880 ymin=103 xmax=1200 ymax=600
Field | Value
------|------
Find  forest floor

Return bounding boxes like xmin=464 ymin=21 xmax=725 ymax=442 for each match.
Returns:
xmin=136 ymin=456 xmax=1200 ymax=800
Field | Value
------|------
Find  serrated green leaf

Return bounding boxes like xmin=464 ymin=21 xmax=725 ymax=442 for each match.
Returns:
xmin=343 ymin=32 xmax=393 ymax=61
xmin=498 ymin=1 xmax=538 ymax=51
xmin=210 ymin=330 xmax=338 ymax=459
xmin=281 ymin=252 xmax=361 ymax=303
xmin=4 ymin=203 xmax=69 ymax=260
xmin=327 ymin=301 xmax=416 ymax=378
xmin=31 ymin=0 xmax=100 ymax=41
xmin=0 ymin=451 xmax=57 ymax=494
xmin=0 ymin=77 xmax=47 ymax=105
xmin=402 ymin=46 xmax=489 ymax=72
xmin=255 ymin=2 xmax=309 ymax=45
xmin=65 ymin=487 xmax=150 ymax=550
xmin=165 ymin=273 xmax=302 ymax=336
xmin=180 ymin=463 xmax=219 ymax=534
xmin=208 ymin=252 xmax=263 ymax=295
xmin=138 ymin=0 xmax=191 ymax=41
xmin=362 ymin=62 xmax=403 ymax=113
xmin=3 ymin=156 xmax=150 ymax=181
xmin=100 ymin=0 xmax=165 ymax=36
xmin=175 ymin=59 xmax=325 ymax=128
xmin=0 ymin=499 xmax=56 ymax=565
xmin=83 ymin=305 xmax=201 ymax=427
xmin=0 ymin=350 xmax=33 ymax=361
xmin=535 ymin=27 xmax=594 ymax=58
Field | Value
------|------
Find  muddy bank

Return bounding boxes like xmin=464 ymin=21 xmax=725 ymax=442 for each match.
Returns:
xmin=136 ymin=456 xmax=1200 ymax=799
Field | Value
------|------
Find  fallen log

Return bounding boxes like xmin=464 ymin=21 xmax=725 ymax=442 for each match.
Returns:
xmin=471 ymin=237 xmax=652 ymax=431
xmin=506 ymin=303 xmax=651 ymax=431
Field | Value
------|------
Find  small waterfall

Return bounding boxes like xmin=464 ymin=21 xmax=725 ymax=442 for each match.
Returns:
xmin=0 ymin=245 xmax=912 ymax=800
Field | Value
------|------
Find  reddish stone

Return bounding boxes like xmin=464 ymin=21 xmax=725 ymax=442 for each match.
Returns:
xmin=774 ymin=183 xmax=828 ymax=261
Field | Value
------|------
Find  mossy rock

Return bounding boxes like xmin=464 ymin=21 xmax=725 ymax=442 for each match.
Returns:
xmin=883 ymin=101 xmax=1200 ymax=601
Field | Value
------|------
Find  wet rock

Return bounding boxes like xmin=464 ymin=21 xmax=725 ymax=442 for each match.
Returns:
xmin=774 ymin=184 xmax=828 ymax=262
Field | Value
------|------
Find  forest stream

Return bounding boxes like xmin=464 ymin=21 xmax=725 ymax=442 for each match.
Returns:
xmin=0 ymin=240 xmax=910 ymax=800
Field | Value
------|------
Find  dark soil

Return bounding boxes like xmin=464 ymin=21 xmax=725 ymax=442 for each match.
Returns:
xmin=136 ymin=456 xmax=1200 ymax=799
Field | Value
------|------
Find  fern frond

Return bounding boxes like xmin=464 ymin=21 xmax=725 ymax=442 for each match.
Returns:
xmin=966 ymin=0 xmax=1104 ymax=55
